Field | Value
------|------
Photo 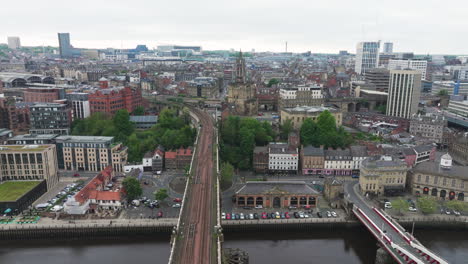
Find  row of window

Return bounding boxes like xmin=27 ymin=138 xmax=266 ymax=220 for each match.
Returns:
xmin=417 ymin=174 xmax=465 ymax=189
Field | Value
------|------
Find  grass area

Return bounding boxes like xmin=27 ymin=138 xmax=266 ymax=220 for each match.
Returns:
xmin=0 ymin=181 xmax=41 ymax=201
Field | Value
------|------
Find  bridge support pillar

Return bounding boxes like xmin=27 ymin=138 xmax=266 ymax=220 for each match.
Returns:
xmin=375 ymin=246 xmax=396 ymax=264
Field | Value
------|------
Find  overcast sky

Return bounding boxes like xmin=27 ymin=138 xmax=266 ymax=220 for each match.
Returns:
xmin=1 ymin=0 xmax=466 ymax=54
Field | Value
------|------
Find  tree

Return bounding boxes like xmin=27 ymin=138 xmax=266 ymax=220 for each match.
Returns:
xmin=220 ymin=162 xmax=234 ymax=190
xmin=280 ymin=119 xmax=294 ymax=140
xmin=122 ymin=177 xmax=142 ymax=201
xmin=300 ymin=118 xmax=319 ymax=147
xmin=438 ymin=89 xmax=449 ymax=96
xmin=445 ymin=200 xmax=467 ymax=212
xmin=154 ymin=188 xmax=169 ymax=201
xmin=113 ymin=109 xmax=134 ymax=142
xmin=392 ymin=198 xmax=409 ymax=215
xmin=239 ymin=127 xmax=255 ymax=169
xmin=316 ymin=110 xmax=338 ymax=148
xmin=376 ymin=104 xmax=387 ymax=114
xmin=267 ymin=78 xmax=280 ymax=87
xmin=132 ymin=106 xmax=145 ymax=115
xmin=417 ymin=197 xmax=437 ymax=214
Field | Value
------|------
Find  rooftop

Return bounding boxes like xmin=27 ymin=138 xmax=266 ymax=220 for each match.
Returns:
xmin=0 ymin=144 xmax=52 ymax=152
xmin=302 ymin=145 xmax=324 ymax=156
xmin=0 ymin=181 xmax=42 ymax=201
xmin=284 ymin=105 xmax=339 ymax=114
xmin=56 ymin=135 xmax=114 ymax=144
xmin=9 ymin=134 xmax=59 ymax=141
xmin=236 ymin=181 xmax=319 ymax=195
xmin=362 ymin=156 xmax=407 ymax=170
xmin=413 ymin=152 xmax=468 ymax=179
xmin=129 ymin=115 xmax=158 ymax=123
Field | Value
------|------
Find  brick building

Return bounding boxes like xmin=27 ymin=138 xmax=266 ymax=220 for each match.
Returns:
xmin=300 ymin=146 xmax=324 ymax=175
xmin=88 ymin=87 xmax=143 ymax=115
xmin=0 ymin=96 xmax=30 ymax=133
xmin=234 ymin=181 xmax=319 ymax=209
xmin=253 ymin=146 xmax=268 ymax=173
xmin=23 ymin=87 xmax=64 ymax=103
xmin=165 ymin=147 xmax=192 ymax=170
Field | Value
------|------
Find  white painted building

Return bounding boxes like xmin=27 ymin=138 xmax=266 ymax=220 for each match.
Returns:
xmin=388 ymin=59 xmax=428 ymax=80
xmin=355 ymin=41 xmax=380 ymax=75
xmin=386 ymin=70 xmax=421 ymax=118
xmin=268 ymin=143 xmax=298 ymax=173
xmin=279 ymin=84 xmax=323 ymax=100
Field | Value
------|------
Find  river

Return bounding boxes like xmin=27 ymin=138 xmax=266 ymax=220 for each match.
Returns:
xmin=0 ymin=229 xmax=465 ymax=264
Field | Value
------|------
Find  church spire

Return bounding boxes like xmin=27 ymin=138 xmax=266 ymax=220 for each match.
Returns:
xmin=235 ymin=50 xmax=246 ymax=84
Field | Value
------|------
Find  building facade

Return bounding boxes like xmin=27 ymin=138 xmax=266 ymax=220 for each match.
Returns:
xmin=355 ymin=41 xmax=380 ymax=75
xmin=7 ymin=37 xmax=21 ymax=49
xmin=324 ymin=148 xmax=353 ymax=176
xmin=29 ymin=103 xmax=71 ymax=135
xmin=88 ymin=87 xmax=143 ymax=115
xmin=411 ymin=154 xmax=467 ymax=202
xmin=56 ymin=136 xmax=127 ymax=173
xmin=280 ymin=106 xmax=342 ymax=129
xmin=300 ymin=146 xmax=324 ymax=175
xmin=234 ymin=181 xmax=319 ymax=209
xmin=58 ymin=33 xmax=72 ymax=58
xmin=449 ymin=136 xmax=468 ymax=166
xmin=66 ymin=92 xmax=91 ymax=121
xmin=253 ymin=146 xmax=269 ymax=174
xmin=386 ymin=70 xmax=421 ymax=119
xmin=268 ymin=143 xmax=298 ymax=173
xmin=23 ymin=88 xmax=64 ymax=103
xmin=0 ymin=144 xmax=59 ymax=190
xmin=227 ymin=52 xmax=258 ymax=116
xmin=186 ymin=77 xmax=219 ymax=98
xmin=388 ymin=59 xmax=428 ymax=80
xmin=359 ymin=156 xmax=408 ymax=196
xmin=279 ymin=84 xmax=324 ymax=108
xmin=364 ymin=68 xmax=390 ymax=92
xmin=409 ymin=115 xmax=447 ymax=144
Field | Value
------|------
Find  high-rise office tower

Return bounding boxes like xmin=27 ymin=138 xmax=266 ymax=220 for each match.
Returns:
xmin=7 ymin=37 xmax=21 ymax=49
xmin=383 ymin=42 xmax=393 ymax=54
xmin=388 ymin=59 xmax=428 ymax=80
xmin=355 ymin=41 xmax=380 ymax=75
xmin=386 ymin=70 xmax=421 ymax=119
xmin=58 ymin=33 xmax=72 ymax=58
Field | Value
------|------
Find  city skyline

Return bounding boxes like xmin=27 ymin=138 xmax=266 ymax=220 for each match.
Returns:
xmin=1 ymin=0 xmax=467 ymax=54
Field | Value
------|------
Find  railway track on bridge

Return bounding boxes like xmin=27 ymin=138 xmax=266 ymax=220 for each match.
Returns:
xmin=171 ymin=107 xmax=216 ymax=264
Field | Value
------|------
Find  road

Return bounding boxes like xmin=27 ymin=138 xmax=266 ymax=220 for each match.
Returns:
xmin=345 ymin=182 xmax=437 ymax=264
xmin=173 ymin=107 xmax=215 ymax=264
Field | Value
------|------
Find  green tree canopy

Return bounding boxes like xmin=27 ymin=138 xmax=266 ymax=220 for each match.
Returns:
xmin=122 ymin=177 xmax=142 ymax=201
xmin=445 ymin=200 xmax=467 ymax=212
xmin=417 ymin=197 xmax=437 ymax=214
xmin=113 ymin=109 xmax=134 ymax=142
xmin=437 ymin=89 xmax=449 ymax=96
xmin=391 ymin=198 xmax=409 ymax=215
xmin=154 ymin=188 xmax=169 ymax=201
xmin=267 ymin=78 xmax=280 ymax=87
xmin=220 ymin=162 xmax=234 ymax=190
xmin=300 ymin=118 xmax=319 ymax=146
xmin=132 ymin=106 xmax=145 ymax=115
xmin=280 ymin=119 xmax=294 ymax=140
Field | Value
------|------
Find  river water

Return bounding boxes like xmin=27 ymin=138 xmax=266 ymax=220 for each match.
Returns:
xmin=0 ymin=229 xmax=466 ymax=264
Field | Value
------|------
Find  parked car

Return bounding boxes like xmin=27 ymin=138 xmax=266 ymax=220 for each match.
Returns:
xmin=317 ymin=212 xmax=323 ymax=218
xmin=226 ymin=213 xmax=231 ymax=220
xmin=285 ymin=212 xmax=290 ymax=219
xmin=172 ymin=203 xmax=181 ymax=208
xmin=294 ymin=212 xmax=300 ymax=218
xmin=280 ymin=213 xmax=285 ymax=219
xmin=275 ymin=212 xmax=280 ymax=219
xmin=253 ymin=213 xmax=259 ymax=219
xmin=326 ymin=211 xmax=332 ymax=218
xmin=255 ymin=205 xmax=263 ymax=209
xmin=304 ymin=213 xmax=310 ymax=218
xmin=271 ymin=213 xmax=276 ymax=219
xmin=288 ymin=205 xmax=297 ymax=210
xmin=50 ymin=205 xmax=63 ymax=212
xmin=261 ymin=212 xmax=267 ymax=219
xmin=409 ymin=207 xmax=417 ymax=212
xmin=173 ymin=198 xmax=182 ymax=203
xmin=384 ymin=202 xmax=392 ymax=209
xmin=235 ymin=214 xmax=240 ymax=220
xmin=453 ymin=210 xmax=461 ymax=216
xmin=298 ymin=211 xmax=305 ymax=218
xmin=266 ymin=213 xmax=271 ymax=219
xmin=221 ymin=212 xmax=226 ymax=220
xmin=240 ymin=213 xmax=245 ymax=220
xmin=331 ymin=211 xmax=337 ymax=218
xmin=157 ymin=211 xmax=163 ymax=218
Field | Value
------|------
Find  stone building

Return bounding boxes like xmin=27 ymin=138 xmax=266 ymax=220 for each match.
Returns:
xmin=227 ymin=52 xmax=258 ymax=116
xmin=411 ymin=153 xmax=467 ymax=201
xmin=186 ymin=77 xmax=219 ymax=98
xmin=279 ymin=84 xmax=324 ymax=108
xmin=359 ymin=156 xmax=408 ymax=196
xmin=280 ymin=106 xmax=342 ymax=130
xmin=234 ymin=181 xmax=319 ymax=209
xmin=324 ymin=148 xmax=353 ymax=176
xmin=409 ymin=114 xmax=447 ymax=144
xmin=323 ymin=178 xmax=344 ymax=201
xmin=268 ymin=143 xmax=298 ymax=174
xmin=300 ymin=145 xmax=324 ymax=175
xmin=449 ymin=135 xmax=468 ymax=166
xmin=253 ymin=146 xmax=268 ymax=173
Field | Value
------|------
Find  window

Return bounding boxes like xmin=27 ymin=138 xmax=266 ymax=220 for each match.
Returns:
xmin=443 ymin=178 xmax=447 ymax=186
xmin=425 ymin=175 xmax=429 ymax=184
